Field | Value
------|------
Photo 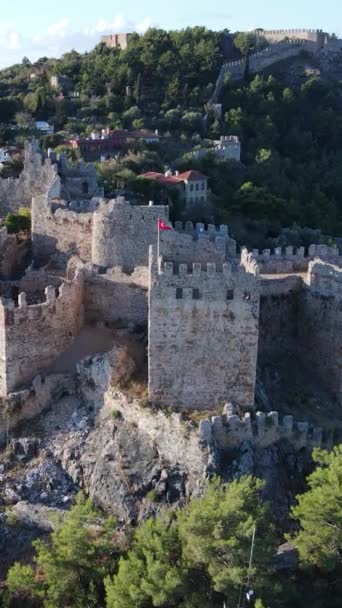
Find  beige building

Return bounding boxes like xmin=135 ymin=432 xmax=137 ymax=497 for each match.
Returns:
xmin=143 ymin=169 xmax=208 ymax=207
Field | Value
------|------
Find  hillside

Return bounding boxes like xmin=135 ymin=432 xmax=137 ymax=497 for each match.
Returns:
xmin=1 ymin=28 xmax=342 ymax=248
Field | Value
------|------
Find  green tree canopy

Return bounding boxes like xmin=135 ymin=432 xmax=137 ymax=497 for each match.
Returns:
xmin=6 ymin=493 xmax=119 ymax=608
xmin=289 ymin=446 xmax=342 ymax=571
xmin=105 ymin=477 xmax=276 ymax=608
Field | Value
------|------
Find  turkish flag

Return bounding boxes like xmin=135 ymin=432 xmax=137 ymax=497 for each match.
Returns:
xmin=158 ymin=219 xmax=172 ymax=231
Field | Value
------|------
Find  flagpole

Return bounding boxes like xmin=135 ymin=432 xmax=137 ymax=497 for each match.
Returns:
xmin=157 ymin=217 xmax=160 ymax=266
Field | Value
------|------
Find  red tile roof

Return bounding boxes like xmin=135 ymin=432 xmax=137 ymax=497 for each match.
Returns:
xmin=176 ymin=170 xmax=207 ymax=181
xmin=142 ymin=171 xmax=183 ymax=185
xmin=142 ymin=170 xmax=207 ymax=185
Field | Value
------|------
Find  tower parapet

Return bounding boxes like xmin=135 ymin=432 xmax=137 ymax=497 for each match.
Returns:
xmin=148 ymin=247 xmax=260 ymax=410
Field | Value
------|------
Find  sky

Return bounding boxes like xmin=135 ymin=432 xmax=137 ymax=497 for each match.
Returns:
xmin=0 ymin=0 xmax=341 ymax=68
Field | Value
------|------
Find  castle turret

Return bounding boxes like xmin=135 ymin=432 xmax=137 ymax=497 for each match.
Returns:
xmin=91 ymin=197 xmax=169 ymax=270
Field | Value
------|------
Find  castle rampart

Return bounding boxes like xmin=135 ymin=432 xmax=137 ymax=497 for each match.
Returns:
xmin=91 ymin=197 xmax=169 ymax=270
xmin=211 ymin=40 xmax=317 ymax=102
xmin=159 ymin=221 xmax=235 ymax=266
xmin=84 ymin=264 xmax=148 ymax=326
xmin=199 ymin=408 xmax=326 ymax=451
xmin=148 ymin=249 xmax=260 ymax=409
xmin=258 ymin=28 xmax=328 ymax=47
xmin=0 ymin=270 xmax=84 ymax=395
xmin=245 ymin=244 xmax=341 ymax=275
xmin=0 ymin=373 xmax=77 ymax=441
xmin=298 ymin=260 xmax=342 ymax=404
xmin=0 ymin=141 xmax=60 ymax=215
xmin=32 ymin=190 xmax=93 ymax=264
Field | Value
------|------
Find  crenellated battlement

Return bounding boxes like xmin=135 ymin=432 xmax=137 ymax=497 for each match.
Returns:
xmin=0 ymin=269 xmax=83 ymax=326
xmin=0 ymin=269 xmax=84 ymax=396
xmin=160 ymin=221 xmax=236 ymax=265
xmin=148 ymin=246 xmax=260 ymax=410
xmin=199 ymin=407 xmax=328 ymax=451
xmin=243 ymin=244 xmax=341 ymax=275
xmin=307 ymin=259 xmax=342 ymax=299
xmin=151 ymin=253 xmax=259 ymax=302
xmin=174 ymin=220 xmax=229 ymax=236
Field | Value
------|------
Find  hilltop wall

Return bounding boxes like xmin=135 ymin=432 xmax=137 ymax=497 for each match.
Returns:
xmin=259 ymin=28 xmax=327 ymax=47
xmin=212 ymin=40 xmax=315 ymax=102
xmin=0 ymin=270 xmax=84 ymax=395
xmin=148 ymin=249 xmax=260 ymax=409
xmin=84 ymin=265 xmax=148 ymax=326
xmin=298 ymin=260 xmax=342 ymax=404
xmin=91 ymin=198 xmax=169 ymax=270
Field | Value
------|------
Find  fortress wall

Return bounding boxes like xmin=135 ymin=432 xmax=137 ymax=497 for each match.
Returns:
xmin=105 ymin=390 xmax=207 ymax=479
xmin=91 ymin=198 xmax=169 ymax=269
xmin=0 ymin=304 xmax=7 ymax=396
xmin=298 ymin=261 xmax=342 ymax=403
xmin=199 ymin=409 xmax=325 ymax=451
xmin=0 ymin=373 xmax=77 ymax=440
xmin=258 ymin=276 xmax=303 ymax=358
xmin=260 ymin=28 xmax=326 ymax=46
xmin=246 ymin=244 xmax=341 ymax=274
xmin=59 ymin=156 xmax=102 ymax=200
xmin=32 ymin=192 xmax=93 ymax=264
xmin=166 ymin=221 xmax=236 ymax=263
xmin=0 ymin=141 xmax=59 ymax=215
xmin=84 ymin=265 xmax=148 ymax=326
xmin=0 ymin=271 xmax=84 ymax=395
xmin=212 ymin=40 xmax=315 ymax=101
xmin=148 ymin=251 xmax=260 ymax=410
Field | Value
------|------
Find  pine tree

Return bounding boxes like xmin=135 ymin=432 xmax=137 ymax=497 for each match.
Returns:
xmin=289 ymin=446 xmax=342 ymax=571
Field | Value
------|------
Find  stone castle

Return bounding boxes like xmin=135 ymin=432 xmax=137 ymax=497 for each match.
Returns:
xmin=0 ymin=143 xmax=341 ymax=452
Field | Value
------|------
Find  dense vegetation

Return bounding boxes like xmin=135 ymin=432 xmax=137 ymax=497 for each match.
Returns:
xmin=3 ymin=449 xmax=342 ymax=608
xmin=1 ymin=27 xmax=342 ymax=246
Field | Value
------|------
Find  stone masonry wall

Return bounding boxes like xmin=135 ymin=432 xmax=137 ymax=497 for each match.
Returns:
xmin=0 ymin=271 xmax=84 ymax=395
xmin=32 ymin=191 xmax=93 ymax=264
xmin=0 ymin=141 xmax=60 ymax=215
xmin=251 ymin=244 xmax=341 ymax=274
xmin=92 ymin=197 xmax=169 ymax=270
xmin=148 ymin=249 xmax=260 ymax=410
xmin=258 ymin=275 xmax=303 ymax=357
xmin=298 ymin=260 xmax=342 ymax=404
xmin=84 ymin=265 xmax=148 ymax=326
xmin=199 ymin=408 xmax=326 ymax=452
xmin=211 ymin=40 xmax=316 ymax=102
xmin=260 ymin=29 xmax=327 ymax=46
xmin=0 ymin=373 xmax=77 ymax=441
xmin=160 ymin=221 xmax=236 ymax=265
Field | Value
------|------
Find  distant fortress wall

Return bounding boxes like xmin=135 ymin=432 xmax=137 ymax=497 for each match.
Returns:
xmin=258 ymin=28 xmax=328 ymax=47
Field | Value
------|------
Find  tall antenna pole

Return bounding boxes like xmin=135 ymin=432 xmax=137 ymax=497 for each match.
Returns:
xmin=247 ymin=526 xmax=256 ymax=589
xmin=240 ymin=526 xmax=257 ymax=608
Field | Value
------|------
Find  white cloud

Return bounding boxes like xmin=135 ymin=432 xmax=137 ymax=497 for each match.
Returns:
xmin=0 ymin=14 xmax=155 ymax=68
xmin=47 ymin=18 xmax=70 ymax=39
xmin=0 ymin=27 xmax=22 ymax=51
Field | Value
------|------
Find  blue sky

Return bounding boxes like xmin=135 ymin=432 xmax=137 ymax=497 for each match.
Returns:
xmin=0 ymin=0 xmax=341 ymax=68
